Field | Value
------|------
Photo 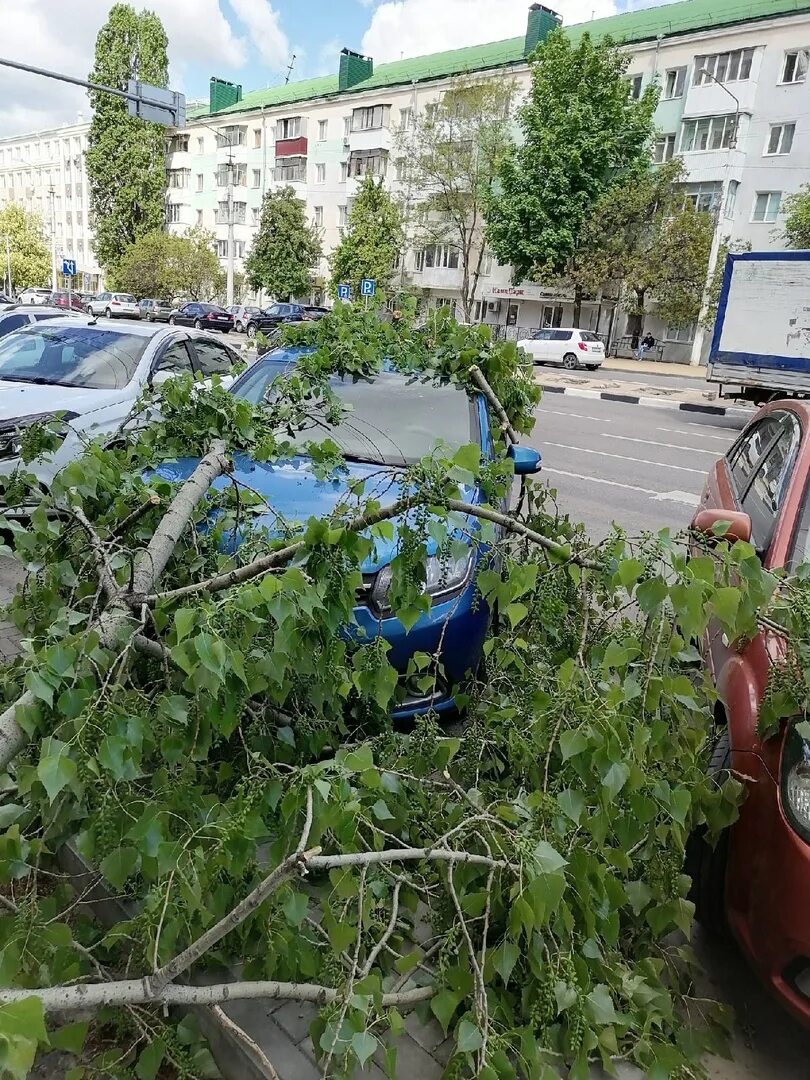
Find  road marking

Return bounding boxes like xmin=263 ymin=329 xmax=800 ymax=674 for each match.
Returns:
xmin=542 ymin=468 xmax=701 ymax=505
xmin=543 ymin=442 xmax=706 ymax=474
xmin=657 ymin=426 xmax=731 ymax=442
xmin=541 ymin=408 xmax=612 ymax=422
xmin=563 ymin=387 xmax=603 ymax=400
xmin=602 ymin=433 xmax=718 ymax=455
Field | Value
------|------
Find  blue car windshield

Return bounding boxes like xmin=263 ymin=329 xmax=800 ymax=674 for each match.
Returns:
xmin=234 ymin=361 xmax=476 ymax=466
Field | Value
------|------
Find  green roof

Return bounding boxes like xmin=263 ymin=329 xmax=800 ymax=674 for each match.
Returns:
xmin=199 ymin=0 xmax=810 ymax=120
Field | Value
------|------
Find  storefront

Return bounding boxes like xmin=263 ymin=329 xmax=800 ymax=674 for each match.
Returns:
xmin=480 ymin=283 xmax=617 ymax=343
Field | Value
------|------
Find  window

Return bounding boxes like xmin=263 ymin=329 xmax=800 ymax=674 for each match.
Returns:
xmin=215 ymin=163 xmax=247 ymax=186
xmin=251 ymin=207 xmax=260 ymax=225
xmin=252 ymin=168 xmax=261 ymax=188
xmin=665 ymin=323 xmax=696 ymax=343
xmin=480 ymin=251 xmax=493 ymax=275
xmin=277 ymin=116 xmax=301 ymax=139
xmin=725 ymin=179 xmax=739 ymax=217
xmin=313 ymin=205 xmax=323 ymax=227
xmin=216 ymin=125 xmax=246 ymax=147
xmin=693 ymin=47 xmax=754 ymax=85
xmin=192 ymin=338 xmax=234 ymax=376
xmin=197 ymin=137 xmax=204 ymax=153
xmin=541 ymin=304 xmax=563 ymax=328
xmin=196 ymin=173 xmax=203 ymax=192
xmin=196 ymin=209 xmax=204 ymax=225
xmin=781 ymin=49 xmax=809 ymax=84
xmin=729 ymin=414 xmax=800 ymax=553
xmin=399 ymin=107 xmax=413 ymax=129
xmin=663 ymin=67 xmax=687 ymax=98
xmin=233 ymin=201 xmax=246 ymax=224
xmin=394 ymin=158 xmax=406 ymax=181
xmin=216 ymin=201 xmax=228 ymax=223
xmin=766 ymin=122 xmax=796 ymax=155
xmin=627 ymin=74 xmax=643 ymax=100
xmin=153 ymin=340 xmax=193 ymax=377
xmin=274 ymin=156 xmax=305 ymax=182
xmin=318 ymin=119 xmax=328 ymax=141
xmin=680 ymin=114 xmax=737 ymax=152
xmin=653 ymin=134 xmax=676 ymax=163
xmin=351 ymin=104 xmax=390 ymax=131
xmin=683 ymin=181 xmax=722 ymax=213
xmin=348 ymin=150 xmax=388 ymax=177
xmin=76 ymin=211 xmax=82 ymax=227
xmin=752 ymin=191 xmax=782 ymax=223
xmin=216 ymin=240 xmax=227 ymax=257
xmin=0 ymin=313 xmax=31 ymax=333
xmin=166 ymin=203 xmax=181 ymax=224
xmin=423 ymin=244 xmax=460 ymax=269
xmin=343 ymin=115 xmax=351 ymax=137
xmin=167 ymin=168 xmax=190 ymax=189
xmin=341 ymin=161 xmax=349 ymax=181
xmin=253 ymin=128 xmax=262 ymax=148
xmin=338 ymin=205 xmax=347 ymax=227
xmin=315 ymin=162 xmax=326 ymax=183
xmin=166 ymin=134 xmax=189 ymax=153
xmin=414 ymin=249 xmax=425 ymax=272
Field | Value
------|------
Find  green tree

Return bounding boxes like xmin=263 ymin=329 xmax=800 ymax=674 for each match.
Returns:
xmin=109 ymin=227 xmax=224 ymax=301
xmin=398 ymin=77 xmax=515 ymax=322
xmin=781 ymin=185 xmax=810 ymax=248
xmin=329 ymin=175 xmax=403 ymax=300
xmin=486 ymin=29 xmax=658 ymax=321
xmin=245 ymin=186 xmax=321 ymax=301
xmin=86 ymin=4 xmax=169 ymax=271
xmin=169 ymin=226 xmax=224 ymax=301
xmin=0 ymin=203 xmax=50 ymax=292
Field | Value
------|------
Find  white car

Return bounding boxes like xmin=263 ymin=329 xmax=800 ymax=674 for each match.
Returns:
xmin=86 ymin=291 xmax=141 ymax=319
xmin=517 ymin=328 xmax=605 ymax=370
xmin=17 ymin=288 xmax=52 ymax=306
xmin=0 ymin=319 xmax=241 ymax=485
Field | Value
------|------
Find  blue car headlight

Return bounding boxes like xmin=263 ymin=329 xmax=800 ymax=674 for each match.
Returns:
xmin=369 ymin=550 xmax=474 ymax=614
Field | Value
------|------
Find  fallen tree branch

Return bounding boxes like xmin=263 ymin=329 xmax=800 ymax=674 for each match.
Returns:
xmin=110 ymin=494 xmax=162 ymax=539
xmin=212 ymin=1005 xmax=281 ymax=1079
xmin=469 ymin=364 xmax=518 ymax=444
xmin=71 ymin=506 xmax=118 ymax=599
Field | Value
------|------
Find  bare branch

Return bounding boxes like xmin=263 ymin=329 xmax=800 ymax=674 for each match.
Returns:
xmin=360 ymin=880 xmax=401 ymax=979
xmin=212 ymin=1005 xmax=281 ymax=1079
xmin=110 ymin=494 xmax=162 ymax=538
xmin=72 ymin=506 xmax=118 ymax=598
xmin=468 ymin=365 xmax=518 ymax=444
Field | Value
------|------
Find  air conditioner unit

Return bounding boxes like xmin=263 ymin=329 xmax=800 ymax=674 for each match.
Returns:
xmin=342 ymin=137 xmax=350 ymax=148
xmin=487 ymin=300 xmax=501 ymax=312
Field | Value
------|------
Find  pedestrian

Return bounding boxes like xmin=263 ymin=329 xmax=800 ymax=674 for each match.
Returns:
xmin=636 ymin=331 xmax=655 ymax=360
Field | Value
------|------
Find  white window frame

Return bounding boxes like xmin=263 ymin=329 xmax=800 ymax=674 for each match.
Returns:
xmin=679 ymin=114 xmax=737 ymax=153
xmin=338 ymin=204 xmax=347 ymax=227
xmin=663 ymin=67 xmax=687 ymax=99
xmin=252 ymin=168 xmax=261 ymax=188
xmin=423 ymin=244 xmax=460 ymax=269
xmin=313 ymin=205 xmax=323 ymax=228
xmin=166 ymin=203 xmax=181 ymax=224
xmin=653 ymin=134 xmax=676 ymax=164
xmin=195 ymin=173 xmax=203 ymax=192
xmin=628 ymin=74 xmax=643 ymax=100
xmin=340 ymin=161 xmax=349 ymax=182
xmin=253 ymin=129 xmax=262 ymax=148
xmin=318 ymin=119 xmax=328 ymax=141
xmin=693 ymin=48 xmax=754 ymax=85
xmin=277 ymin=116 xmax=301 ymax=140
xmin=351 ymin=104 xmax=390 ymax=132
xmin=315 ymin=162 xmax=326 ymax=183
xmin=665 ymin=322 xmax=696 ymax=344
xmin=751 ymin=191 xmax=782 ymax=223
xmin=765 ymin=122 xmax=796 ymax=156
xmin=781 ymin=49 xmax=809 ymax=84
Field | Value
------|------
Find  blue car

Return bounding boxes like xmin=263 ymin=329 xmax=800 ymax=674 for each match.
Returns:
xmin=154 ymin=348 xmax=541 ymax=718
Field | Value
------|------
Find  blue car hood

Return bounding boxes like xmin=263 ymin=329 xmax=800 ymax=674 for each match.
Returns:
xmin=153 ymin=454 xmax=479 ymax=572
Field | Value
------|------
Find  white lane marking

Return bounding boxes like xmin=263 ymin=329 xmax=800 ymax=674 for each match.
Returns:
xmin=543 ymin=468 xmax=701 ymax=506
xmin=602 ymin=433 xmax=718 ymax=455
xmin=541 ymin=408 xmax=612 ymax=422
xmin=563 ymin=387 xmax=603 ymax=400
xmin=657 ymin=426 xmax=730 ymax=442
xmin=543 ymin=442 xmax=705 ymax=474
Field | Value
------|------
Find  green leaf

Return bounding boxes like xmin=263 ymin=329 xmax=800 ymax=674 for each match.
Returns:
xmin=194 ymin=633 xmax=228 ymax=679
xmin=351 ymin=1031 xmax=378 ymax=1067
xmin=0 ymin=997 xmax=47 ymax=1041
xmin=457 ymin=1019 xmax=483 ymax=1054
xmin=0 ymin=805 xmax=24 ymax=829
xmin=617 ymin=557 xmax=644 ymax=588
xmin=174 ymin=608 xmax=196 ymax=642
xmin=100 ymin=846 xmax=140 ymax=889
xmin=49 ymin=1021 xmax=88 ymax=1054
xmin=371 ymin=799 xmax=394 ymax=821
xmin=492 ymin=940 xmax=519 ymax=986
xmin=625 ymin=880 xmax=652 ymax=916
xmin=533 ymin=840 xmax=567 ymax=874
xmin=506 ymin=602 xmax=528 ymax=629
xmin=453 ymin=443 xmax=482 ymax=473
xmin=796 ymin=720 xmax=810 ymax=742
xmin=585 ymin=984 xmax=619 ymax=1025
xmin=282 ymin=889 xmax=308 ymax=927
xmin=430 ymin=988 xmax=461 ymax=1033
xmin=711 ymin=586 xmax=740 ymax=630
xmin=343 ymin=745 xmax=374 ymax=773
xmin=602 ymin=761 xmax=630 ymax=801
xmin=37 ymin=739 xmax=77 ymax=803
xmin=559 ymin=729 xmax=589 ymax=761
xmin=26 ymin=670 xmax=55 ymax=708
xmin=135 ymin=1038 xmax=166 ymax=1080
xmin=556 ymin=788 xmax=585 ymax=824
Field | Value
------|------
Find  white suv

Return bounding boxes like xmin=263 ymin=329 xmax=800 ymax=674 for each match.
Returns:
xmin=517 ymin=328 xmax=605 ymax=370
xmin=87 ymin=292 xmax=141 ymax=319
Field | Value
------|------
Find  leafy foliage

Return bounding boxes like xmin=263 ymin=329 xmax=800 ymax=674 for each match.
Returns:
xmin=780 ymin=184 xmax=810 ymax=249
xmin=109 ymin=227 xmax=224 ymax=301
xmin=0 ymin=303 xmax=796 ymax=1078
xmin=329 ymin=175 xmax=403 ymax=300
xmin=245 ymin=186 xmax=322 ymax=301
xmin=0 ymin=204 xmax=50 ymax=292
xmin=486 ymin=30 xmax=658 ymax=287
xmin=398 ymin=77 xmax=515 ymax=322
xmin=85 ymin=4 xmax=169 ymax=271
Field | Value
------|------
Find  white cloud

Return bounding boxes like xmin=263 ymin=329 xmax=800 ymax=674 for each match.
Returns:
xmin=0 ymin=0 xmax=248 ymax=137
xmin=361 ymin=0 xmax=618 ymax=63
xmin=229 ymin=0 xmax=290 ymax=72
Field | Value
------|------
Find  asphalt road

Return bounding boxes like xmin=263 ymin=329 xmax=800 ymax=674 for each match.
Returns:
xmin=554 ymin=364 xmax=712 ymax=392
xmin=527 ymin=393 xmax=747 ymax=539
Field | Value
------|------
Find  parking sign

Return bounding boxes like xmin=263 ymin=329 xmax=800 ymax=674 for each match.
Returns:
xmin=337 ymin=283 xmax=351 ymax=301
xmin=360 ymin=278 xmax=376 ymax=298
xmin=62 ymin=258 xmax=76 ymax=277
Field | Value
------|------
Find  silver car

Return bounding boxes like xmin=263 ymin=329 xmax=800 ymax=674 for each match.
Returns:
xmin=87 ymin=291 xmax=141 ymax=319
xmin=227 ymin=304 xmax=261 ymax=333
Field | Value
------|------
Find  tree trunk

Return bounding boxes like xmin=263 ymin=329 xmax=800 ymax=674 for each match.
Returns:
xmin=572 ymin=286 xmax=583 ymax=327
xmin=627 ymin=289 xmax=646 ymax=350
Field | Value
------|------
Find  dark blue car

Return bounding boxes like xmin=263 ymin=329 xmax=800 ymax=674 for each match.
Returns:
xmin=154 ymin=348 xmax=541 ymax=718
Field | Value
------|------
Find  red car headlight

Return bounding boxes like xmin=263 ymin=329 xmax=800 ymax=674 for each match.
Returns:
xmin=782 ymin=724 xmax=810 ymax=842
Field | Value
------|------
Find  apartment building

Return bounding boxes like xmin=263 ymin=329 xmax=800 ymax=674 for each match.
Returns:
xmin=0 ymin=119 xmax=103 ymax=292
xmin=162 ymin=0 xmax=810 ymax=363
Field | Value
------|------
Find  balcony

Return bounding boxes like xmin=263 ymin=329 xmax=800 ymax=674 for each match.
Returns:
xmin=683 ymin=79 xmax=757 ymax=119
xmin=678 ymin=146 xmax=746 ymax=186
xmin=348 ymin=126 xmax=393 ymax=153
xmin=276 ymin=135 xmax=308 ymax=158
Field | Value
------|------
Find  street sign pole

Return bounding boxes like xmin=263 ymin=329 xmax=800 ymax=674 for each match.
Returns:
xmin=62 ymin=259 xmax=76 ymax=310
xmin=360 ymin=278 xmax=376 ymax=312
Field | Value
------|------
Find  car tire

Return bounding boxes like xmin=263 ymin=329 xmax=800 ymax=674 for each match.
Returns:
xmin=562 ymin=353 xmax=579 ymax=370
xmin=247 ymin=324 xmax=257 ymax=339
xmin=235 ymin=320 xmax=243 ymax=333
xmin=105 ymin=307 xmax=112 ymax=319
xmin=169 ymin=315 xmax=176 ymax=325
xmin=194 ymin=319 xmax=202 ymax=330
xmin=685 ymin=730 xmax=732 ymax=936
xmin=147 ymin=313 xmax=154 ymax=322
xmin=585 ymin=364 xmax=599 ymax=371
xmin=222 ymin=328 xmax=230 ymax=334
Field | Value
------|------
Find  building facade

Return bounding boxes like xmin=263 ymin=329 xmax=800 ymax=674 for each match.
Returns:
xmin=0 ymin=118 xmax=103 ymax=292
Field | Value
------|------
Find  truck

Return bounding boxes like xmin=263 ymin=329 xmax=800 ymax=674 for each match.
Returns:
xmin=708 ymin=250 xmax=810 ymax=404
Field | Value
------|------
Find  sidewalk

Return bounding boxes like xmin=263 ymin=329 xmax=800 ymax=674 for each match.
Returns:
xmin=603 ymin=356 xmax=705 ymax=380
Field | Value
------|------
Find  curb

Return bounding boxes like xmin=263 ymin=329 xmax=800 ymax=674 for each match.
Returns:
xmin=539 ymin=384 xmax=752 ymax=418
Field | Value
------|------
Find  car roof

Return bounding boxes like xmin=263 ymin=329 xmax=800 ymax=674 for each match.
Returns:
xmin=29 ymin=316 xmax=168 ymax=337
xmin=1 ymin=305 xmax=87 ymax=315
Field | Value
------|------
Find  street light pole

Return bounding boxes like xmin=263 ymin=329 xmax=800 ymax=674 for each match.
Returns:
xmin=4 ymin=234 xmax=11 ymax=297
xmin=48 ymin=187 xmax=57 ymax=291
xmin=226 ymin=154 xmax=234 ymax=307
xmin=689 ymin=70 xmax=740 ymax=367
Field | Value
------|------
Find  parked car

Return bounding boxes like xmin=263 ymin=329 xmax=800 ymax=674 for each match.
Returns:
xmin=170 ymin=302 xmax=233 ymax=334
xmin=48 ymin=291 xmax=87 ymax=313
xmin=517 ymin=328 xmax=605 ymax=370
xmin=152 ymin=345 xmax=541 ymax=719
xmin=139 ymin=298 xmax=173 ymax=323
xmin=17 ymin=287 xmax=52 ymax=306
xmin=227 ymin=304 xmax=261 ymax=333
xmin=86 ymin=292 xmax=141 ymax=319
xmin=687 ymin=399 xmax=810 ymax=1026
xmin=302 ymin=305 xmax=329 ymax=321
xmin=0 ymin=306 xmax=90 ymax=338
xmin=245 ymin=303 xmax=311 ymax=338
xmin=0 ymin=320 xmax=241 ymax=486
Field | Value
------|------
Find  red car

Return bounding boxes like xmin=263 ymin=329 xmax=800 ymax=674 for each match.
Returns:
xmin=688 ymin=399 xmax=810 ymax=1025
xmin=49 ymin=290 xmax=86 ymax=313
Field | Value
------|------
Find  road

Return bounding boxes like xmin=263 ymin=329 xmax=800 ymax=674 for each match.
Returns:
xmin=527 ymin=392 xmax=746 ymax=538
xmin=552 ymin=364 xmax=712 ymax=393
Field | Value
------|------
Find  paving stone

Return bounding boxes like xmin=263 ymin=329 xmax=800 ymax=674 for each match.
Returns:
xmin=273 ymin=1000 xmax=319 ymax=1043
xmin=220 ymin=1001 xmax=320 ymax=1080
xmin=404 ymin=1011 xmax=453 ymax=1065
xmin=375 ymin=1029 xmax=444 ymax=1080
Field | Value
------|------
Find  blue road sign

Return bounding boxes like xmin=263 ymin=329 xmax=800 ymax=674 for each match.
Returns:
xmin=360 ymin=278 xmax=376 ymax=298
xmin=337 ymin=283 xmax=351 ymax=301
xmin=62 ymin=258 xmax=76 ymax=277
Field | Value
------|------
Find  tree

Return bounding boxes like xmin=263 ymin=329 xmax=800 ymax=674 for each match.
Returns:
xmin=486 ymin=29 xmax=658 ymax=321
xmin=245 ymin=186 xmax=321 ymax=301
xmin=781 ymin=185 xmax=810 ymax=249
xmin=0 ymin=203 xmax=50 ymax=292
xmin=398 ymin=78 xmax=515 ymax=322
xmin=110 ymin=227 xmax=224 ymax=301
xmin=85 ymin=4 xmax=169 ymax=271
xmin=329 ymin=175 xmax=403 ymax=299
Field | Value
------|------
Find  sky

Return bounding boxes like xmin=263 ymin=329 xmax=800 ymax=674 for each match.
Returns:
xmin=0 ymin=0 xmax=671 ymax=138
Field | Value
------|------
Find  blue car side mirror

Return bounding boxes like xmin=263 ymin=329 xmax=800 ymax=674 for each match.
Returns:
xmin=508 ymin=444 xmax=542 ymax=475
